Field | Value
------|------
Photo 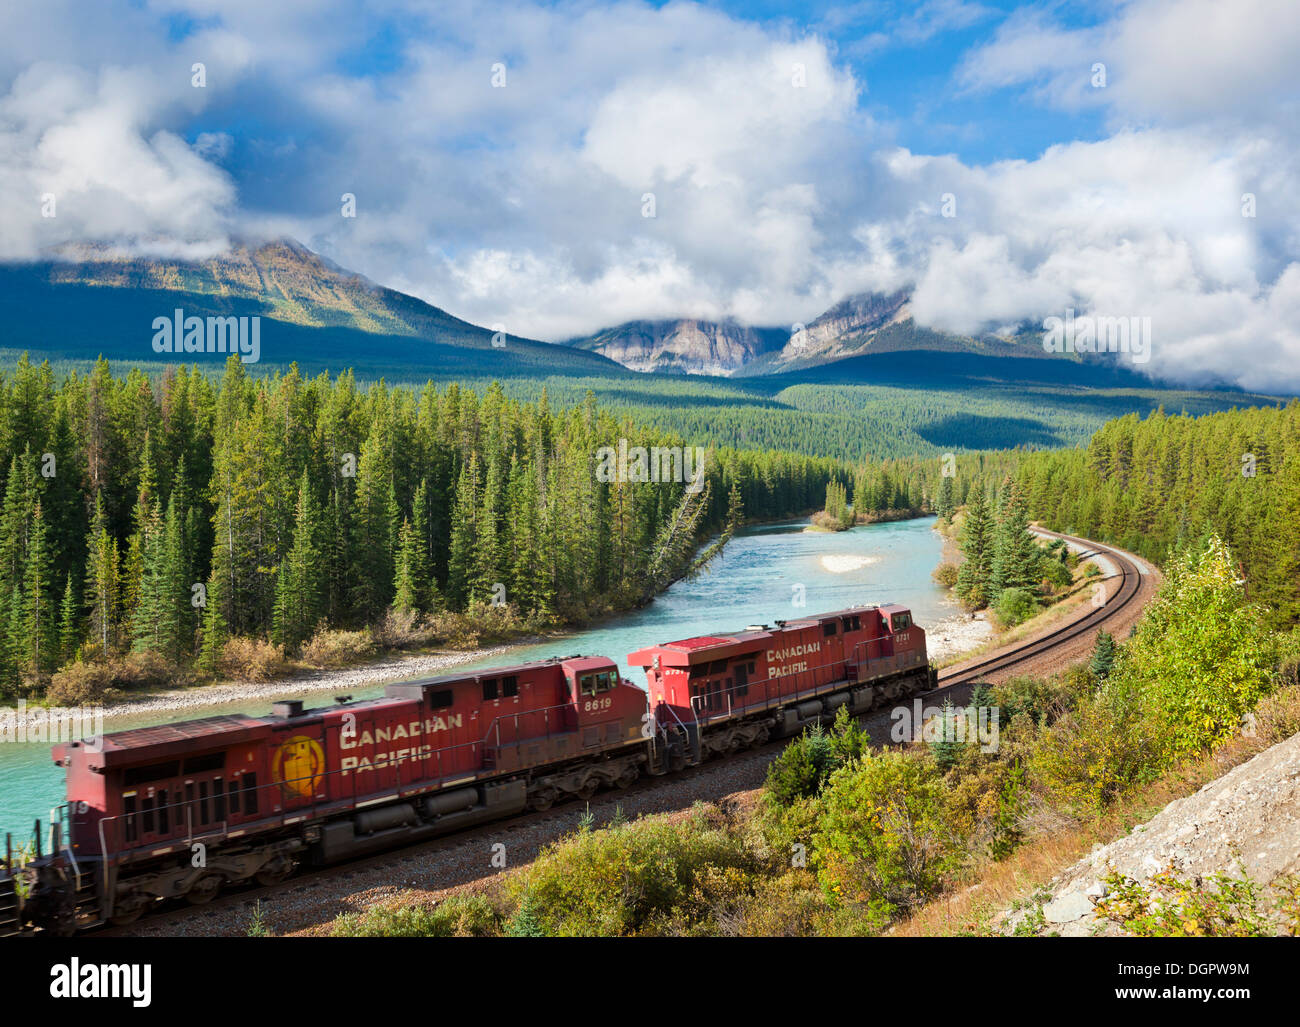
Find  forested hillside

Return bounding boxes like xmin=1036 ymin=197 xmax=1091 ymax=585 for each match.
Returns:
xmin=1009 ymin=404 xmax=1300 ymax=627
xmin=0 ymin=355 xmax=849 ymax=698
xmin=433 ymin=371 xmax=1282 ymax=463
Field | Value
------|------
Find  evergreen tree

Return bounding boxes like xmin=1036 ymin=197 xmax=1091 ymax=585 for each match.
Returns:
xmin=446 ymin=455 xmax=480 ymax=609
xmin=955 ymin=481 xmax=995 ymax=608
xmin=1089 ymin=629 xmax=1116 ymax=681
xmin=84 ymin=493 xmax=118 ymax=657
xmin=198 ymin=572 xmax=228 ymax=676
xmin=928 ymin=699 xmax=963 ymax=771
xmin=393 ymin=517 xmax=420 ymax=614
xmin=22 ymin=501 xmax=55 ymax=674
xmin=58 ymin=573 xmax=80 ymax=665
xmin=936 ymin=474 xmax=956 ymax=522
xmin=272 ymin=472 xmax=325 ymax=650
xmin=990 ymin=481 xmax=1041 ymax=597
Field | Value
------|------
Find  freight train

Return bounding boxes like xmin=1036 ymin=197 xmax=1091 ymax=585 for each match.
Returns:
xmin=3 ymin=602 xmax=933 ymax=934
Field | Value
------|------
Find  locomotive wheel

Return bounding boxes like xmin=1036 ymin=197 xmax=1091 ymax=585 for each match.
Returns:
xmin=255 ymin=858 xmax=296 ymax=887
xmin=186 ymin=874 xmax=223 ymax=905
xmin=575 ymin=777 xmax=599 ymax=800
xmin=528 ymin=789 xmax=557 ymax=812
xmin=615 ymin=766 xmax=639 ymax=789
xmin=109 ymin=896 xmax=148 ymax=927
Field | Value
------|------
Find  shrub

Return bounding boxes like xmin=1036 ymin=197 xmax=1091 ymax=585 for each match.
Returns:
xmin=812 ymin=751 xmax=966 ymax=925
xmin=1108 ymin=536 xmax=1277 ymax=759
xmin=764 ymin=709 xmax=868 ymax=806
xmin=46 ymin=661 xmax=115 ymax=704
xmin=1092 ymin=866 xmax=1271 ymax=938
xmin=991 ymin=671 xmax=1086 ymax=727
xmin=931 ymin=562 xmax=959 ymax=588
xmin=710 ymin=871 xmax=847 ymax=937
xmin=219 ymin=637 xmax=291 ymax=682
xmin=372 ymin=607 xmax=437 ymax=650
xmin=1029 ymin=682 xmax=1157 ymax=815
xmin=506 ymin=805 xmax=761 ymax=936
xmin=764 ymin=725 xmax=833 ymax=805
xmin=332 ymin=894 xmax=501 ymax=937
xmin=992 ymin=587 xmax=1037 ymax=628
xmin=1037 ymin=555 xmax=1072 ymax=590
xmin=46 ymin=653 xmax=187 ymax=703
xmin=118 ymin=651 xmax=186 ymax=690
xmin=300 ymin=627 xmax=376 ymax=668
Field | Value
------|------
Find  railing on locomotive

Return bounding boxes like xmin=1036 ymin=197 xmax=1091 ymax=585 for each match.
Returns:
xmin=684 ymin=642 xmax=926 ymax=723
xmin=79 ymin=703 xmax=637 ymax=864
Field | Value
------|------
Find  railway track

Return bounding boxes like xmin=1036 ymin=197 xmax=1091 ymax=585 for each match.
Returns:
xmin=931 ymin=528 xmax=1146 ymax=693
xmin=95 ymin=529 xmax=1151 ymax=937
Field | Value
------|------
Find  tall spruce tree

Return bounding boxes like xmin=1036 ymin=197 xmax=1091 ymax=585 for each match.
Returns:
xmin=990 ymin=481 xmax=1041 ymax=597
xmin=273 ymin=472 xmax=325 ymax=650
xmin=955 ymin=480 xmax=995 ymax=608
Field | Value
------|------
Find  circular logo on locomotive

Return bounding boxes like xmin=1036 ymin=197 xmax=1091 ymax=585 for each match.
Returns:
xmin=273 ymin=734 xmax=325 ymax=799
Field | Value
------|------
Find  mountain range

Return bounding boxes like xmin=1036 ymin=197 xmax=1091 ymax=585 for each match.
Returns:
xmin=0 ymin=238 xmax=1070 ymax=383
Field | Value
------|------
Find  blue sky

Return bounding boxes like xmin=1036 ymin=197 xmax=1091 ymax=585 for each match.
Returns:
xmin=1 ymin=1 xmax=1299 ymax=390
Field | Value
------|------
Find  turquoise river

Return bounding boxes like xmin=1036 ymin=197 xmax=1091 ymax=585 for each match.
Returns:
xmin=0 ymin=515 xmax=952 ymax=842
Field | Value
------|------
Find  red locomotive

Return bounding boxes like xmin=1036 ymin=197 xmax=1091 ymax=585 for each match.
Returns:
xmin=8 ymin=603 xmax=933 ymax=934
xmin=630 ymin=603 xmax=933 ymax=761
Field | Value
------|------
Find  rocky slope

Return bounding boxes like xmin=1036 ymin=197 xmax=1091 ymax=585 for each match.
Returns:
xmin=570 ymin=289 xmax=1050 ymax=377
xmin=1002 ymin=730 xmax=1300 ymax=936
xmin=569 ymin=318 xmax=788 ymax=375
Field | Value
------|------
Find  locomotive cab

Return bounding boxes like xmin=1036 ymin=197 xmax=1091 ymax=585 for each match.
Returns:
xmin=560 ymin=657 xmax=646 ymax=747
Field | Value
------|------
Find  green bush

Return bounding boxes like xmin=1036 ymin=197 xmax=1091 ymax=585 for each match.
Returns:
xmin=506 ymin=805 xmax=761 ymax=936
xmin=812 ymin=751 xmax=966 ymax=925
xmin=1092 ymin=866 xmax=1273 ymax=937
xmin=993 ymin=587 xmax=1037 ymax=627
xmin=332 ymin=894 xmax=501 ymax=937
xmin=764 ymin=724 xmax=833 ymax=805
xmin=1037 ymin=555 xmax=1072 ymax=590
xmin=1029 ymin=679 xmax=1157 ymax=815
xmin=1109 ymin=536 xmax=1277 ymax=759
xmin=764 ymin=707 xmax=869 ymax=805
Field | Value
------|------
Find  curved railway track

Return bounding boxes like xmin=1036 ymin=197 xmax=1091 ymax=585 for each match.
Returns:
xmin=95 ymin=529 xmax=1151 ymax=937
xmin=932 ymin=528 xmax=1145 ymax=692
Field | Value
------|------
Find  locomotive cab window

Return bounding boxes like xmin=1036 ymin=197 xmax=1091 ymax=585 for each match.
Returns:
xmin=502 ymin=675 xmax=518 ymax=698
xmin=822 ymin=621 xmax=838 ymax=637
xmin=892 ymin=613 xmax=911 ymax=631
xmin=579 ymin=671 xmax=615 ymax=696
xmin=482 ymin=678 xmax=499 ymax=701
xmin=427 ymin=689 xmax=455 ymax=709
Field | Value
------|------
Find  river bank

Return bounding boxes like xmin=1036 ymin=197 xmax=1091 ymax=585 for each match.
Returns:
xmin=68 ymin=640 xmax=549 ymax=725
xmin=54 ymin=516 xmax=991 ymax=724
xmin=923 ymin=610 xmax=995 ymax=662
